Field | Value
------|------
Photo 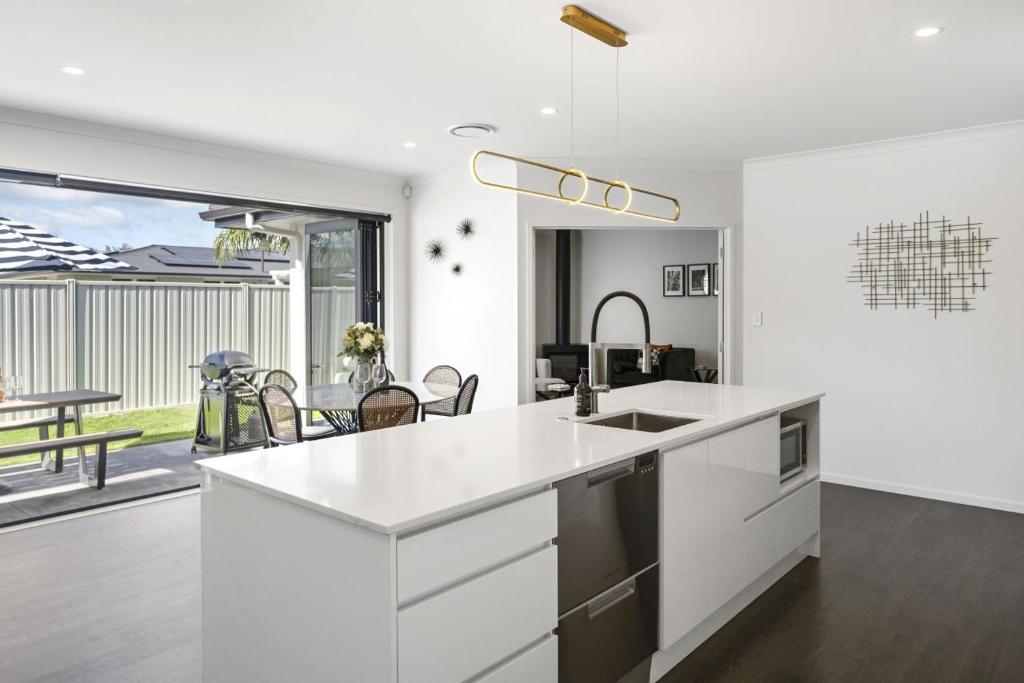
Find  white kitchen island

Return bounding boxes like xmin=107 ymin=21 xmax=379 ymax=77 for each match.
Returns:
xmin=196 ymin=381 xmax=823 ymax=683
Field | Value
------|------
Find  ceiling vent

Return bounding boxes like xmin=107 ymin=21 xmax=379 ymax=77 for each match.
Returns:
xmin=447 ymin=123 xmax=496 ymax=138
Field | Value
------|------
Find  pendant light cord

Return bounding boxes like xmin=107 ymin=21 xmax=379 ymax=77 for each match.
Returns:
xmin=615 ymin=47 xmax=620 ymax=181
xmin=569 ymin=26 xmax=575 ymax=169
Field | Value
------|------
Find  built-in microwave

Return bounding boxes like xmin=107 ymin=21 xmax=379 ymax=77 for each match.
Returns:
xmin=780 ymin=417 xmax=807 ymax=481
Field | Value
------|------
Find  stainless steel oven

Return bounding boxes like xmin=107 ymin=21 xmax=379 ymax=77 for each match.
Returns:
xmin=780 ymin=417 xmax=807 ymax=481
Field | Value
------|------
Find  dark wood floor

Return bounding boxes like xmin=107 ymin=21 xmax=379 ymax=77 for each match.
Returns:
xmin=1 ymin=483 xmax=1020 ymax=682
xmin=664 ymin=483 xmax=1024 ymax=682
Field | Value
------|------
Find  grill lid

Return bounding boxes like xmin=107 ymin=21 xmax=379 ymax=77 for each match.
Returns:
xmin=200 ymin=350 xmax=257 ymax=382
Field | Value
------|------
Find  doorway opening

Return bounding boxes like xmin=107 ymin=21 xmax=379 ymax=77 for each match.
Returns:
xmin=529 ymin=226 xmax=729 ymax=401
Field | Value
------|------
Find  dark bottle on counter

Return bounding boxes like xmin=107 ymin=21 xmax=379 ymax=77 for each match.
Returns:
xmin=575 ymin=370 xmax=592 ymax=417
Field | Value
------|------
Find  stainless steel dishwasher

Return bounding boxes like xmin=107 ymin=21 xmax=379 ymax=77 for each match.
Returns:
xmin=555 ymin=452 xmax=659 ymax=683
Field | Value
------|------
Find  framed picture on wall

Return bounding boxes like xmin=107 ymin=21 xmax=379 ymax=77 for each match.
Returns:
xmin=712 ymin=263 xmax=719 ymax=296
xmin=687 ymin=263 xmax=711 ymax=296
xmin=663 ymin=265 xmax=685 ymax=297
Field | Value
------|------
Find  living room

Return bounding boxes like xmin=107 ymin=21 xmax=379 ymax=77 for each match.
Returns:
xmin=534 ymin=227 xmax=722 ymax=397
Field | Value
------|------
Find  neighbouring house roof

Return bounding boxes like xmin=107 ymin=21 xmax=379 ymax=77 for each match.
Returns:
xmin=0 ymin=217 xmax=136 ymax=274
xmin=111 ymin=244 xmax=288 ymax=280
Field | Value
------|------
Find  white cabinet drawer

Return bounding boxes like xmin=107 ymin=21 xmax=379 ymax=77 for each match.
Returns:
xmin=707 ymin=416 xmax=778 ymax=614
xmin=743 ymin=504 xmax=779 ymax=584
xmin=660 ymin=440 xmax=710 ymax=648
xmin=743 ymin=415 xmax=781 ymax=515
xmin=471 ymin=636 xmax=557 ymax=683
xmin=398 ymin=546 xmax=557 ymax=683
xmin=707 ymin=416 xmax=780 ymax=519
xmin=397 ymin=489 xmax=557 ymax=603
xmin=779 ymin=480 xmax=820 ymax=557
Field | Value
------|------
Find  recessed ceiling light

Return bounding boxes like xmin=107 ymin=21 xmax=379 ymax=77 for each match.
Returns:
xmin=447 ymin=123 xmax=496 ymax=138
xmin=540 ymin=107 xmax=558 ymax=116
xmin=914 ymin=26 xmax=943 ymax=38
xmin=403 ymin=141 xmax=417 ymax=149
xmin=61 ymin=66 xmax=85 ymax=76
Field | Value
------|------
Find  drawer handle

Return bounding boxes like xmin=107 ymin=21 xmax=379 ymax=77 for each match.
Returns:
xmin=587 ymin=462 xmax=635 ymax=487
xmin=588 ymin=578 xmax=636 ymax=619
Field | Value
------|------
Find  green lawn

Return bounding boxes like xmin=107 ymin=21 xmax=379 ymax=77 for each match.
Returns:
xmin=0 ymin=404 xmax=195 ymax=467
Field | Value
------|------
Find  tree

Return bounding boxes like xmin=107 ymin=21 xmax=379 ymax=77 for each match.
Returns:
xmin=213 ymin=229 xmax=289 ymax=267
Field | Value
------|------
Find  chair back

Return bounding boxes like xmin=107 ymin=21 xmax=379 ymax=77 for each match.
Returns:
xmin=454 ymin=374 xmax=479 ymax=416
xmin=259 ymin=383 xmax=301 ymax=445
xmin=423 ymin=364 xmax=461 ymax=387
xmin=264 ymin=369 xmax=298 ymax=393
xmin=358 ymin=386 xmax=420 ymax=432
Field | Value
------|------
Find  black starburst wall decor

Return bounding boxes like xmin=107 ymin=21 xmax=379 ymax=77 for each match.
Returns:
xmin=456 ymin=218 xmax=475 ymax=239
xmin=424 ymin=238 xmax=446 ymax=263
xmin=450 ymin=262 xmax=464 ymax=276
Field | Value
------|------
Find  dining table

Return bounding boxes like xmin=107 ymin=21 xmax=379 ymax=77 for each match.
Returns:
xmin=292 ymin=381 xmax=459 ymax=434
xmin=0 ymin=389 xmax=122 ymax=475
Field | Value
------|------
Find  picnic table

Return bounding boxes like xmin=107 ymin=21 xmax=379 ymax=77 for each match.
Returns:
xmin=0 ymin=390 xmax=122 ymax=472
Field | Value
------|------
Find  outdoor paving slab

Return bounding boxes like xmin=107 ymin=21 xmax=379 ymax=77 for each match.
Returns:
xmin=0 ymin=438 xmax=213 ymax=525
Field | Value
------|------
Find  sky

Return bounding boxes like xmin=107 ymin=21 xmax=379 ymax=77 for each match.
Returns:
xmin=0 ymin=182 xmax=216 ymax=252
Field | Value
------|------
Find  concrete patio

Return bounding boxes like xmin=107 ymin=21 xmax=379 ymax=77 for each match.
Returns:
xmin=0 ymin=438 xmax=208 ymax=526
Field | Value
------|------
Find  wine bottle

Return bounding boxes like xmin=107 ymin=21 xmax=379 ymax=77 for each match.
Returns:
xmin=574 ymin=370 xmax=592 ymax=417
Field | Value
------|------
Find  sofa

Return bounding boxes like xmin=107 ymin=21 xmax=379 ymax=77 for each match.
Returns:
xmin=606 ymin=347 xmax=697 ymax=389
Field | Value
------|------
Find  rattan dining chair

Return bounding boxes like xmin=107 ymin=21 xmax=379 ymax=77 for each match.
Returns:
xmin=453 ymin=374 xmax=479 ymax=416
xmin=263 ymin=369 xmax=297 ymax=393
xmin=258 ymin=384 xmax=336 ymax=446
xmin=357 ymin=385 xmax=420 ymax=433
xmin=422 ymin=364 xmax=462 ymax=419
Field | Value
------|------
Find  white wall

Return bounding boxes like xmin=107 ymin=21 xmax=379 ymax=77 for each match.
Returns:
xmin=534 ymin=228 xmax=720 ymax=366
xmin=744 ymin=121 xmax=1024 ymax=513
xmin=517 ymin=161 xmax=743 ymax=403
xmin=0 ymin=106 xmax=410 ymax=377
xmin=407 ymin=161 xmax=519 ymax=411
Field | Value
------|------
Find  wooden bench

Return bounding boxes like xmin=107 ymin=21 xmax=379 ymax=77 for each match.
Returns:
xmin=0 ymin=413 xmax=76 ymax=435
xmin=0 ymin=429 xmax=143 ymax=489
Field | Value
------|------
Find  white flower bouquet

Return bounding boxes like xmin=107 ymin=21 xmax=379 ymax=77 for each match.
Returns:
xmin=339 ymin=322 xmax=386 ymax=363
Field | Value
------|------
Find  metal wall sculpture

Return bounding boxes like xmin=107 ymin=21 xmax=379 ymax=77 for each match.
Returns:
xmin=848 ymin=211 xmax=994 ymax=317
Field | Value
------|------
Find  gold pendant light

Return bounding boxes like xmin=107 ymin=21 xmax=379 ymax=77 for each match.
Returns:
xmin=471 ymin=5 xmax=680 ymax=223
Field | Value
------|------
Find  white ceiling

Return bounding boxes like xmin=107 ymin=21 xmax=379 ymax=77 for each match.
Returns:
xmin=1 ymin=0 xmax=1022 ymax=177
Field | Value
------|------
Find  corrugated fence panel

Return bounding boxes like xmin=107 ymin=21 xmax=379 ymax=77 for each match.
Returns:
xmin=310 ymin=286 xmax=355 ymax=384
xmin=1 ymin=281 xmax=292 ymax=419
xmin=0 ymin=282 xmax=70 ymax=422
xmin=77 ymin=282 xmax=246 ymax=413
xmin=248 ymin=285 xmax=290 ymax=374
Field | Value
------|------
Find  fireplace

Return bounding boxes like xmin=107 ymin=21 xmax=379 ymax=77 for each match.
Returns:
xmin=542 ymin=344 xmax=590 ymax=384
xmin=541 ymin=230 xmax=589 ymax=386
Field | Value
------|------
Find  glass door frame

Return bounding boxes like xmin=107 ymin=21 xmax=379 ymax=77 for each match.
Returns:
xmin=305 ymin=218 xmax=385 ymax=385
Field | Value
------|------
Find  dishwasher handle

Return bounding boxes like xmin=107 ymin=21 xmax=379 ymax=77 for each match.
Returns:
xmin=587 ymin=577 xmax=637 ymax=619
xmin=586 ymin=460 xmax=636 ymax=487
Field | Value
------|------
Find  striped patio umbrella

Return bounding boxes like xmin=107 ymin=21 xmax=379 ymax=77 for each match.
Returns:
xmin=0 ymin=217 xmax=136 ymax=274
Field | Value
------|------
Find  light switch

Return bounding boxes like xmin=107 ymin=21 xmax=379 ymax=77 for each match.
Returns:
xmin=752 ymin=312 xmax=763 ymax=327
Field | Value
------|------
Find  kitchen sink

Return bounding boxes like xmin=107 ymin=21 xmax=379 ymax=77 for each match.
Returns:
xmin=584 ymin=410 xmax=701 ymax=433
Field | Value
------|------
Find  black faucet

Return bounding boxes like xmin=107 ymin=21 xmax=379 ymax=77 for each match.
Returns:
xmin=589 ymin=291 xmax=652 ymax=382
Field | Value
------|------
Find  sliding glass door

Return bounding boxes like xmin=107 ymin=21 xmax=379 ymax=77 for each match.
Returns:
xmin=308 ymin=219 xmax=384 ymax=384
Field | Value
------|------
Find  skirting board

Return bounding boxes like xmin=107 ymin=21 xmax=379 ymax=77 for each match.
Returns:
xmin=820 ymin=472 xmax=1024 ymax=515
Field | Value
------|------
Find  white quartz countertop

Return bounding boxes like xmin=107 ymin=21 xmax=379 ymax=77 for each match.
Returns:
xmin=195 ymin=381 xmax=823 ymax=535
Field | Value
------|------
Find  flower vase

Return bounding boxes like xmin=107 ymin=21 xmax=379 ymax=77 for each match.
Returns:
xmin=350 ymin=359 xmax=373 ymax=393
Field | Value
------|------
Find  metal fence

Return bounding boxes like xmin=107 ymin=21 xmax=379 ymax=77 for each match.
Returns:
xmin=0 ymin=280 xmax=301 ymax=421
xmin=310 ymin=286 xmax=358 ymax=385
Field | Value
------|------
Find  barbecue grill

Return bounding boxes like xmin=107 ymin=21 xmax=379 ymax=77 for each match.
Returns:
xmin=191 ymin=350 xmax=268 ymax=454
